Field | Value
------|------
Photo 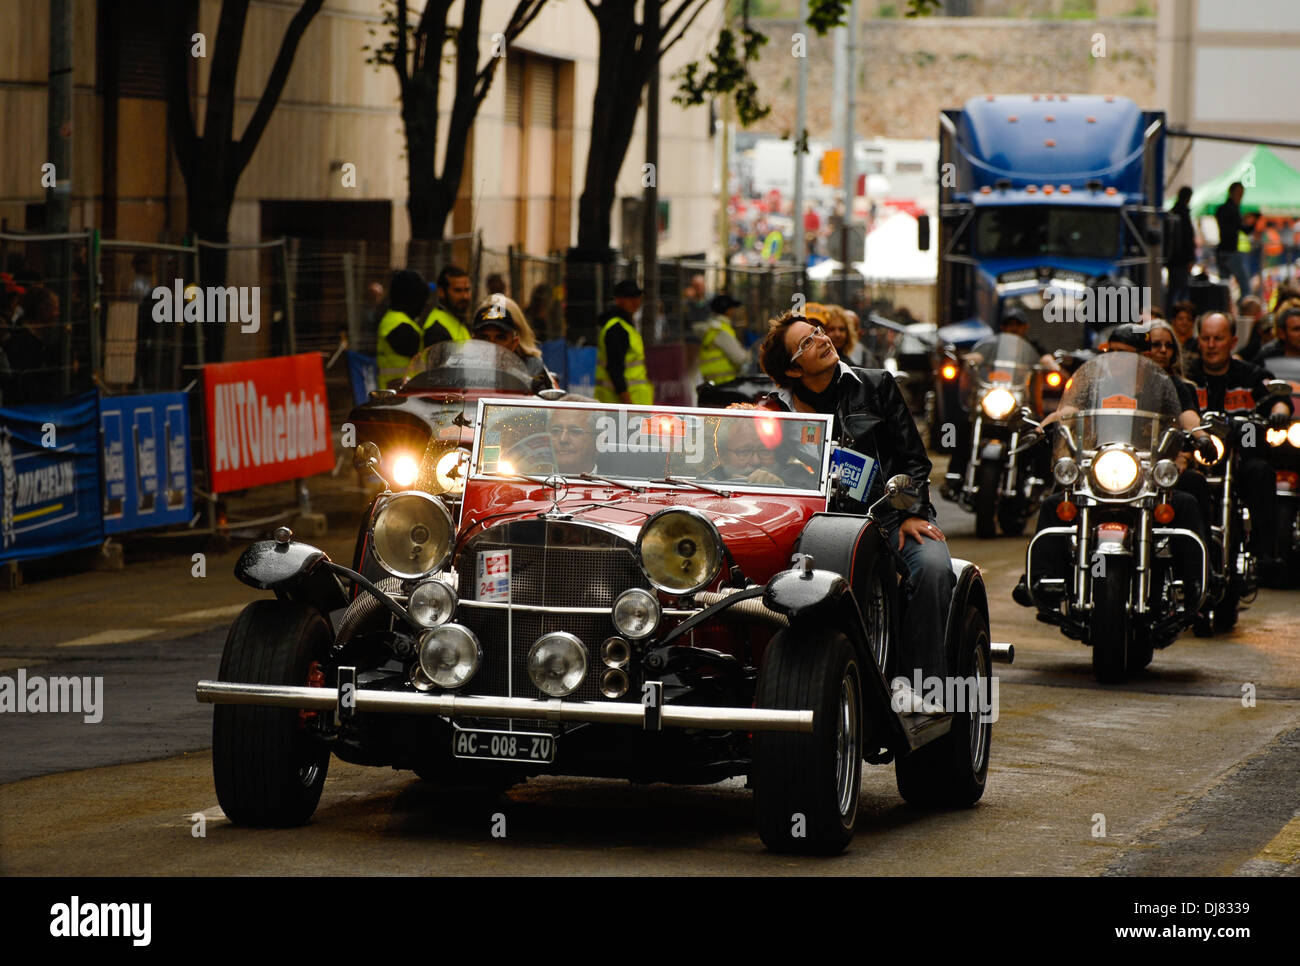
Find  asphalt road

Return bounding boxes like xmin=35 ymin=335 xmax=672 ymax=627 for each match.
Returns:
xmin=2 ymin=495 xmax=1298 ymax=876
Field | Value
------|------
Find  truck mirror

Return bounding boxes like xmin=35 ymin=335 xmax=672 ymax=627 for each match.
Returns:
xmin=917 ymin=214 xmax=931 ymax=252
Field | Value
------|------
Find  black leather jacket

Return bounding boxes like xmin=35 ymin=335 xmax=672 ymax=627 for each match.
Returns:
xmin=765 ymin=363 xmax=936 ymax=522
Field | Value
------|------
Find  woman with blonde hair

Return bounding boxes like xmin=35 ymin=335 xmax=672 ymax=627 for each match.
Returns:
xmin=471 ymin=294 xmax=557 ymax=389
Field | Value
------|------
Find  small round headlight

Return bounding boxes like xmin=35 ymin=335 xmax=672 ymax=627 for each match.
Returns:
xmin=613 ymin=589 xmax=661 ymax=640
xmin=435 ymin=448 xmax=470 ymax=494
xmin=392 ymin=453 xmax=419 ymax=488
xmin=1194 ymin=434 xmax=1225 ymax=466
xmin=636 ymin=508 xmax=723 ymax=595
xmin=1267 ymin=427 xmax=1288 ymax=447
xmin=981 ymin=388 xmax=1017 ymax=420
xmin=371 ymin=492 xmax=453 ymax=579
xmin=1152 ymin=459 xmax=1179 ymax=490
xmin=1290 ymin=422 xmax=1300 ymax=448
xmin=528 ymin=632 xmax=587 ymax=697
xmin=418 ymin=623 xmax=480 ymax=689
xmin=410 ymin=578 xmax=457 ymax=628
xmin=601 ymin=636 xmax=631 ymax=668
xmin=1052 ymin=457 xmax=1079 ymax=486
xmin=1092 ymin=447 xmax=1139 ymax=494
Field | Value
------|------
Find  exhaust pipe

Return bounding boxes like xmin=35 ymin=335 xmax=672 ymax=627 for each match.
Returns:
xmin=991 ymin=642 xmax=1014 ymax=664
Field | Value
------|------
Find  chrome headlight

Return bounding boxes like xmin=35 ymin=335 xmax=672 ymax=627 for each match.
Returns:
xmin=371 ymin=492 xmax=453 ymax=579
xmin=1091 ymin=447 xmax=1140 ymax=494
xmin=1290 ymin=422 xmax=1300 ymax=448
xmin=1267 ymin=427 xmax=1288 ymax=447
xmin=409 ymin=577 xmax=457 ymax=627
xmin=391 ymin=452 xmax=420 ymax=488
xmin=980 ymin=388 xmax=1017 ymax=420
xmin=1152 ymin=459 xmax=1179 ymax=490
xmin=1194 ymin=434 xmax=1225 ymax=466
xmin=636 ymin=508 xmax=724 ymax=595
xmin=1052 ymin=457 xmax=1079 ymax=487
xmin=613 ymin=588 xmax=661 ymax=640
xmin=418 ymin=623 xmax=480 ymax=689
xmin=528 ymin=632 xmax=588 ymax=697
xmin=434 ymin=448 xmax=470 ymax=494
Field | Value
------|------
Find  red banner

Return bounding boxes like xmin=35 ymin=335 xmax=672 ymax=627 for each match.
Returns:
xmin=202 ymin=353 xmax=334 ymax=494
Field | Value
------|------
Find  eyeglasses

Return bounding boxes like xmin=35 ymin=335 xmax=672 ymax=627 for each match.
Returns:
xmin=1148 ymin=340 xmax=1174 ymax=350
xmin=791 ymin=325 xmax=827 ymax=363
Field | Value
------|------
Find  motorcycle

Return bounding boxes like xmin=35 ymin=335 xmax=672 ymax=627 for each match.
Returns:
xmin=1023 ymin=352 xmax=1210 ymax=681
xmin=1263 ymin=357 xmax=1300 ymax=580
xmin=940 ymin=333 xmax=1051 ymax=538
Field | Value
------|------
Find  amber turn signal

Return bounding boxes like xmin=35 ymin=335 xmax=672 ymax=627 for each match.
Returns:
xmin=941 ymin=363 xmax=958 ymax=381
xmin=1056 ymin=500 xmax=1078 ymax=522
xmin=1045 ymin=371 xmax=1062 ymax=388
xmin=1154 ymin=503 xmax=1175 ymax=524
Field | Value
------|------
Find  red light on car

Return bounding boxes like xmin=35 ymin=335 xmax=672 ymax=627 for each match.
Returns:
xmin=754 ymin=416 xmax=782 ymax=447
xmin=1043 ymin=184 xmax=1055 ymax=193
xmin=1007 ymin=115 xmax=1019 ymax=123
xmin=1045 ymin=371 xmax=1062 ymax=388
xmin=1060 ymin=184 xmax=1072 ymax=193
xmin=941 ymin=363 xmax=958 ymax=381
xmin=1056 ymin=500 xmax=1078 ymax=522
xmin=1154 ymin=503 xmax=1175 ymax=524
xmin=1105 ymin=186 xmax=1118 ymax=195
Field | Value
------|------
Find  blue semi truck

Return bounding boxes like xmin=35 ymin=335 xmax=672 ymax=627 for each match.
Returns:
xmin=924 ymin=93 xmax=1166 ymax=349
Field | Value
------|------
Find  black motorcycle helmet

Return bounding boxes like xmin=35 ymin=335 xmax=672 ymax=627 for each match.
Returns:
xmin=1103 ymin=322 xmax=1151 ymax=353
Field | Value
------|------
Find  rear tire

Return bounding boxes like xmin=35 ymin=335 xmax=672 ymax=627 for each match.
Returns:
xmin=753 ymin=629 xmax=862 ymax=856
xmin=213 ymin=600 xmax=332 ymax=827
xmin=895 ymin=604 xmax=992 ymax=808
xmin=1090 ymin=555 xmax=1131 ymax=683
xmin=974 ymin=461 xmax=1000 ymax=539
xmin=998 ymin=503 xmax=1027 ymax=537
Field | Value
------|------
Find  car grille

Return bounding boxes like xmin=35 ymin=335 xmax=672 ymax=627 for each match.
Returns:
xmin=453 ymin=521 xmax=649 ymax=705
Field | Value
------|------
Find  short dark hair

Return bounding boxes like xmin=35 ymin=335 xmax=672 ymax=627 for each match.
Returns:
xmin=437 ymin=265 xmax=468 ymax=290
xmin=1171 ymin=300 xmax=1196 ymax=319
xmin=759 ymin=311 xmax=807 ymax=388
xmin=1278 ymin=305 xmax=1300 ymax=334
xmin=1177 ymin=186 xmax=1193 ymax=204
xmin=388 ymin=269 xmax=428 ymax=316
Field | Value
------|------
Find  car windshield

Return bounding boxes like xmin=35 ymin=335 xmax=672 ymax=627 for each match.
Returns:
xmin=969 ymin=333 xmax=1038 ymax=392
xmin=975 ymin=205 xmax=1120 ymax=260
xmin=402 ymin=340 xmax=533 ymax=392
xmin=471 ymin=401 xmax=833 ymax=493
xmin=1054 ymin=352 xmax=1180 ymax=459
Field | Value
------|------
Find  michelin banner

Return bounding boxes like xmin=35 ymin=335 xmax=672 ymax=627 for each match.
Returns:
xmin=0 ymin=392 xmax=103 ymax=564
xmin=100 ymin=393 xmax=193 ymax=534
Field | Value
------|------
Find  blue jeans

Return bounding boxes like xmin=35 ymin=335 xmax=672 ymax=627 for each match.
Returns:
xmin=882 ymin=517 xmax=957 ymax=682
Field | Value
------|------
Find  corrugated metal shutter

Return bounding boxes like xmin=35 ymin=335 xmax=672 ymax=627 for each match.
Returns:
xmin=528 ymin=57 xmax=557 ymax=128
xmin=504 ymin=53 xmax=523 ymax=125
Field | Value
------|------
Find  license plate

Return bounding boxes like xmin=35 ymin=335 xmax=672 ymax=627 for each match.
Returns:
xmin=452 ymin=727 xmax=555 ymax=764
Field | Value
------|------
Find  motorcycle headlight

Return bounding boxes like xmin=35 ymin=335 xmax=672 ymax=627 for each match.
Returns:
xmin=1194 ymin=434 xmax=1225 ymax=466
xmin=1091 ymin=447 xmax=1140 ymax=494
xmin=418 ymin=623 xmax=480 ymax=689
xmin=613 ymin=588 xmax=661 ymax=640
xmin=1053 ymin=457 xmax=1079 ymax=486
xmin=1290 ymin=422 xmax=1300 ymax=448
xmin=528 ymin=632 xmax=588 ymax=697
xmin=434 ymin=448 xmax=470 ymax=494
xmin=1267 ymin=427 xmax=1288 ymax=447
xmin=636 ymin=508 xmax=724 ymax=595
xmin=980 ymin=388 xmax=1017 ymax=421
xmin=1152 ymin=459 xmax=1179 ymax=489
xmin=409 ymin=577 xmax=457 ymax=627
xmin=391 ymin=452 xmax=420 ymax=488
xmin=371 ymin=492 xmax=453 ymax=579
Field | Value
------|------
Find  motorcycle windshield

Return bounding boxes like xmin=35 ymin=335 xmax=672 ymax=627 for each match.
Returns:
xmin=402 ymin=341 xmax=533 ymax=392
xmin=1266 ymin=356 xmax=1300 ymax=393
xmin=1054 ymin=352 xmax=1181 ymax=459
xmin=970 ymin=334 xmax=1038 ymax=393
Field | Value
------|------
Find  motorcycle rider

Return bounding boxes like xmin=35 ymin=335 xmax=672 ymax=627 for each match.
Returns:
xmin=1184 ymin=311 xmax=1293 ymax=585
xmin=759 ymin=311 xmax=953 ymax=713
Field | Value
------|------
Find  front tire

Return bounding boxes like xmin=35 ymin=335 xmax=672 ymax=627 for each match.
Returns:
xmin=753 ymin=629 xmax=862 ymax=855
xmin=1090 ymin=555 xmax=1131 ymax=683
xmin=895 ymin=604 xmax=992 ymax=807
xmin=213 ymin=600 xmax=332 ymax=827
xmin=974 ymin=460 xmax=1000 ymax=539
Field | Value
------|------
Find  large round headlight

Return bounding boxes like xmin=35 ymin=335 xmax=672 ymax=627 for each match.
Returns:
xmin=1194 ymin=434 xmax=1225 ymax=466
xmin=435 ymin=448 xmax=470 ymax=494
xmin=418 ymin=623 xmax=480 ymax=689
xmin=1152 ymin=459 xmax=1179 ymax=490
xmin=371 ymin=492 xmax=453 ymax=579
xmin=528 ymin=632 xmax=587 ymax=697
xmin=613 ymin=588 xmax=661 ymax=640
xmin=410 ymin=578 xmax=457 ymax=627
xmin=981 ymin=388 xmax=1017 ymax=420
xmin=1267 ymin=427 xmax=1288 ymax=447
xmin=1290 ymin=422 xmax=1300 ymax=448
xmin=1092 ymin=447 xmax=1139 ymax=494
xmin=1052 ymin=457 xmax=1079 ymax=486
xmin=391 ymin=453 xmax=420 ymax=488
xmin=636 ymin=508 xmax=724 ymax=595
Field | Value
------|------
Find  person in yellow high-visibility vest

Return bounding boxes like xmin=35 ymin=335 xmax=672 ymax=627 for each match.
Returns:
xmin=595 ymin=279 xmax=653 ymax=404
xmin=422 ymin=265 xmax=472 ymax=346
xmin=697 ymin=294 xmax=748 ymax=385
xmin=375 ymin=269 xmax=429 ymax=388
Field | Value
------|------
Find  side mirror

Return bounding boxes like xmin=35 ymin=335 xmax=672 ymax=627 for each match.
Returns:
xmin=917 ymin=214 xmax=931 ymax=252
xmin=354 ymin=441 xmax=381 ymax=472
xmin=368 ymin=388 xmax=397 ymax=401
xmin=885 ymin=473 xmax=918 ymax=510
xmin=1265 ymin=379 xmax=1292 ymax=399
xmin=537 ymin=388 xmax=566 ymax=401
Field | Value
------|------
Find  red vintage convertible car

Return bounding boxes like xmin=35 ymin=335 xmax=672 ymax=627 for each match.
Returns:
xmin=198 ymin=399 xmax=1006 ymax=854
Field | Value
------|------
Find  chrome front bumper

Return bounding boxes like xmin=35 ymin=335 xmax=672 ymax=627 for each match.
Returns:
xmin=196 ymin=671 xmax=815 ymax=734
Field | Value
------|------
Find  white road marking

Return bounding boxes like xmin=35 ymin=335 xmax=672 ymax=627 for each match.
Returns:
xmin=56 ymin=629 xmax=159 ymax=648
xmin=158 ymin=604 xmax=246 ymax=623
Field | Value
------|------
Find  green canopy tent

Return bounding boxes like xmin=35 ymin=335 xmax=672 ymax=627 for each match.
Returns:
xmin=1182 ymin=145 xmax=1300 ymax=218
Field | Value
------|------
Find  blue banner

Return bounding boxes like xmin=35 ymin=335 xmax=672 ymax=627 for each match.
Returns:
xmin=100 ymin=393 xmax=193 ymax=534
xmin=0 ymin=392 xmax=103 ymax=564
xmin=567 ymin=346 xmax=597 ymax=398
xmin=346 ymin=351 xmax=378 ymax=407
xmin=541 ymin=340 xmax=568 ymax=387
